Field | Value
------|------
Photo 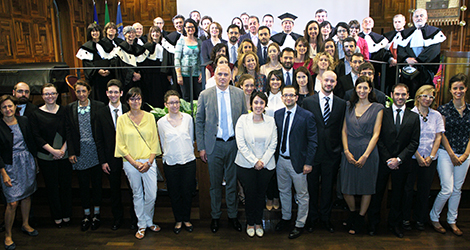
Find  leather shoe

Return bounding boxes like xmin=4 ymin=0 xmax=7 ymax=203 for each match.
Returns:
xmin=111 ymin=219 xmax=122 ymax=231
xmin=210 ymin=219 xmax=219 ymax=233
xmin=368 ymin=224 xmax=377 ymax=236
xmin=228 ymin=218 xmax=242 ymax=232
xmin=275 ymin=219 xmax=290 ymax=231
xmin=183 ymin=222 xmax=193 ymax=232
xmin=81 ymin=215 xmax=91 ymax=231
xmin=322 ymin=221 xmax=335 ymax=233
xmin=4 ymin=242 xmax=15 ymax=250
xmin=402 ymin=220 xmax=412 ymax=231
xmin=389 ymin=226 xmax=404 ymax=238
xmin=416 ymin=221 xmax=425 ymax=231
xmin=91 ymin=214 xmax=101 ymax=230
xmin=21 ymin=226 xmax=38 ymax=236
xmin=306 ymin=220 xmax=316 ymax=233
xmin=431 ymin=221 xmax=446 ymax=234
xmin=173 ymin=226 xmax=182 ymax=234
xmin=288 ymin=227 xmax=304 ymax=239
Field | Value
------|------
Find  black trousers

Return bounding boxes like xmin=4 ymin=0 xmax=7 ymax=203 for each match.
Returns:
xmin=77 ymin=164 xmax=102 ymax=210
xmin=105 ymin=158 xmax=137 ymax=222
xmin=237 ymin=166 xmax=274 ymax=225
xmin=369 ymin=162 xmax=411 ymax=227
xmin=180 ymin=76 xmax=202 ymax=103
xmin=266 ymin=170 xmax=279 ymax=200
xmin=163 ymin=160 xmax=197 ymax=222
xmin=403 ymin=159 xmax=437 ymax=223
xmin=37 ymin=158 xmax=73 ymax=220
xmin=307 ymin=158 xmax=340 ymax=222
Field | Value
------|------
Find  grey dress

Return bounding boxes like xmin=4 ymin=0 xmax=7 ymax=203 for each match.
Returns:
xmin=340 ymin=102 xmax=383 ymax=195
xmin=1 ymin=124 xmax=37 ymax=203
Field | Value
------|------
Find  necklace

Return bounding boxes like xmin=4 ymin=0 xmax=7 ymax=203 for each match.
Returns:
xmin=418 ymin=110 xmax=428 ymax=122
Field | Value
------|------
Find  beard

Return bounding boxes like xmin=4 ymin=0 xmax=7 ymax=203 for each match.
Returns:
xmin=229 ymin=36 xmax=238 ymax=43
xmin=17 ymin=96 xmax=29 ymax=104
xmin=281 ymin=62 xmax=293 ymax=70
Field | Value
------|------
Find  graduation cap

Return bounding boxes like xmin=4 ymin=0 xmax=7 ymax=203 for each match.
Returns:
xmin=278 ymin=12 xmax=297 ymax=23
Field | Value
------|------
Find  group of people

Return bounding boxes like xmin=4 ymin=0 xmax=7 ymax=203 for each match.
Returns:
xmin=0 ymin=6 xmax=464 ymax=249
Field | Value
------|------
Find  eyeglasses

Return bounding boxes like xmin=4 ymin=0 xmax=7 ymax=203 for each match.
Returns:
xmin=16 ymin=90 xmax=30 ymax=94
xmin=129 ymin=97 xmax=142 ymax=102
xmin=282 ymin=94 xmax=297 ymax=98
xmin=166 ymin=101 xmax=180 ymax=105
xmin=42 ymin=92 xmax=58 ymax=97
xmin=418 ymin=94 xmax=435 ymax=99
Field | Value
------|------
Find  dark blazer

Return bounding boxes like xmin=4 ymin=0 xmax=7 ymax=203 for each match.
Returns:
xmin=334 ymin=73 xmax=354 ymax=99
xmin=0 ymin=116 xmax=36 ymax=168
xmin=274 ymin=106 xmax=318 ymax=173
xmin=257 ymin=44 xmax=269 ymax=66
xmin=65 ymin=99 xmax=105 ymax=157
xmin=334 ymin=58 xmax=346 ymax=78
xmin=302 ymin=94 xmax=346 ymax=163
xmin=94 ymin=104 xmax=129 ymax=165
xmin=201 ymin=39 xmax=228 ymax=64
xmin=21 ymin=102 xmax=38 ymax=118
xmin=377 ymin=107 xmax=420 ymax=166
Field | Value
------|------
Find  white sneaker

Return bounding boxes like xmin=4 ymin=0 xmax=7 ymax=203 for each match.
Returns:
xmin=255 ymin=228 xmax=264 ymax=237
xmin=246 ymin=227 xmax=255 ymax=237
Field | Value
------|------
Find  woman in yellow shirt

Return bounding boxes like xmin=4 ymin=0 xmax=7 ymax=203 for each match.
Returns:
xmin=115 ymin=87 xmax=162 ymax=239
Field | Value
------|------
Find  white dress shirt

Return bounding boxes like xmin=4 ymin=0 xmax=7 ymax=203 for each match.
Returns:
xmin=109 ymin=103 xmax=123 ymax=128
xmin=216 ymin=87 xmax=234 ymax=138
xmin=280 ymin=105 xmax=297 ymax=157
xmin=392 ymin=104 xmax=405 ymax=124
xmin=282 ymin=68 xmax=294 ymax=85
xmin=318 ymin=91 xmax=333 ymax=116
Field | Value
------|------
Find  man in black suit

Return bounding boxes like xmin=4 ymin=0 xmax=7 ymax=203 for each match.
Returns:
xmin=280 ymin=48 xmax=295 ymax=86
xmin=302 ymin=71 xmax=346 ymax=233
xmin=12 ymin=82 xmax=37 ymax=117
xmin=334 ymin=53 xmax=364 ymax=99
xmin=257 ymin=26 xmax=271 ymax=66
xmin=334 ymin=37 xmax=357 ymax=79
xmin=368 ymin=83 xmax=420 ymax=238
xmin=161 ymin=15 xmax=185 ymax=91
xmin=343 ymin=62 xmax=387 ymax=105
xmin=95 ymin=79 xmax=137 ymax=230
xmin=274 ymin=85 xmax=317 ymax=239
xmin=238 ymin=16 xmax=260 ymax=48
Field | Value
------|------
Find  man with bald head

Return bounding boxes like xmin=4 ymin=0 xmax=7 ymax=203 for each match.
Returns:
xmin=397 ymin=8 xmax=446 ymax=98
xmin=153 ymin=17 xmax=168 ymax=36
xmin=132 ymin=22 xmax=147 ymax=45
xmin=302 ymin=71 xmax=346 ymax=233
xmin=196 ymin=65 xmax=247 ymax=233
xmin=13 ymin=82 xmax=37 ymax=117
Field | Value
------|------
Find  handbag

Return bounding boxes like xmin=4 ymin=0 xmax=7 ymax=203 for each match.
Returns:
xmin=128 ymin=114 xmax=164 ymax=182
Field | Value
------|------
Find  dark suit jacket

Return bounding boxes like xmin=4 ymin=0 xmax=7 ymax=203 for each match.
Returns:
xmin=95 ymin=104 xmax=129 ymax=165
xmin=201 ymin=39 xmax=228 ymax=64
xmin=302 ymin=94 xmax=346 ymax=163
xmin=0 ymin=116 xmax=36 ymax=168
xmin=65 ymin=99 xmax=105 ymax=157
xmin=257 ymin=44 xmax=269 ymax=66
xmin=334 ymin=58 xmax=346 ymax=78
xmin=334 ymin=73 xmax=354 ymax=99
xmin=377 ymin=107 xmax=420 ymax=166
xmin=274 ymin=106 xmax=318 ymax=173
xmin=21 ymin=102 xmax=38 ymax=118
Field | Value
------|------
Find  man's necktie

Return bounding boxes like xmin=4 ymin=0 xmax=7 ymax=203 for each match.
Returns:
xmin=263 ymin=46 xmax=267 ymax=62
xmin=285 ymin=72 xmax=291 ymax=86
xmin=220 ymin=91 xmax=229 ymax=141
xmin=324 ymin=97 xmax=330 ymax=124
xmin=281 ymin=111 xmax=291 ymax=154
xmin=230 ymin=46 xmax=237 ymax=64
xmin=15 ymin=106 xmax=22 ymax=116
xmin=396 ymin=108 xmax=402 ymax=133
xmin=114 ymin=108 xmax=119 ymax=128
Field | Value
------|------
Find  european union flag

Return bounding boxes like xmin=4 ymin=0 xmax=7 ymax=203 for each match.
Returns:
xmin=93 ymin=1 xmax=99 ymax=25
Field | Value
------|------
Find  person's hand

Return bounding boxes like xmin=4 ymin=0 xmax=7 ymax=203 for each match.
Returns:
xmin=2 ymin=173 xmax=11 ymax=187
xmin=458 ymin=154 xmax=468 ymax=165
xmin=406 ymin=58 xmax=418 ymax=65
xmin=98 ymin=69 xmax=110 ymax=77
xmin=102 ymin=163 xmax=111 ymax=174
xmin=416 ymin=155 xmax=427 ymax=167
xmin=344 ymin=151 xmax=357 ymax=165
xmin=167 ymin=75 xmax=173 ymax=83
xmin=303 ymin=165 xmax=312 ymax=175
xmin=133 ymin=161 xmax=144 ymax=171
xmin=387 ymin=158 xmax=399 ymax=170
xmin=68 ymin=155 xmax=77 ymax=164
xmin=389 ymin=58 xmax=397 ymax=67
xmin=356 ymin=155 xmax=368 ymax=168
xmin=254 ymin=160 xmax=264 ymax=170
xmin=177 ymin=75 xmax=184 ymax=85
xmin=450 ymin=153 xmax=462 ymax=166
xmin=51 ymin=149 xmax=64 ymax=160
xmin=133 ymin=72 xmax=141 ymax=82
xmin=140 ymin=162 xmax=150 ymax=173
xmin=199 ymin=150 xmax=207 ymax=163
xmin=424 ymin=156 xmax=432 ymax=167
xmin=198 ymin=74 xmax=202 ymax=83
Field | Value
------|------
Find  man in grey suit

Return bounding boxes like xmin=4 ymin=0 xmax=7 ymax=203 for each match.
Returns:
xmin=196 ymin=65 xmax=247 ymax=233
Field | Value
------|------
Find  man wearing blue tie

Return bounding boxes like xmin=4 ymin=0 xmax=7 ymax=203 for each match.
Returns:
xmin=280 ymin=48 xmax=295 ymax=86
xmin=274 ymin=85 xmax=318 ymax=239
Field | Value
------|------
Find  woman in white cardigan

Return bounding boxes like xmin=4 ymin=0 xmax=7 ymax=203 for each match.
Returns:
xmin=235 ymin=91 xmax=277 ymax=238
